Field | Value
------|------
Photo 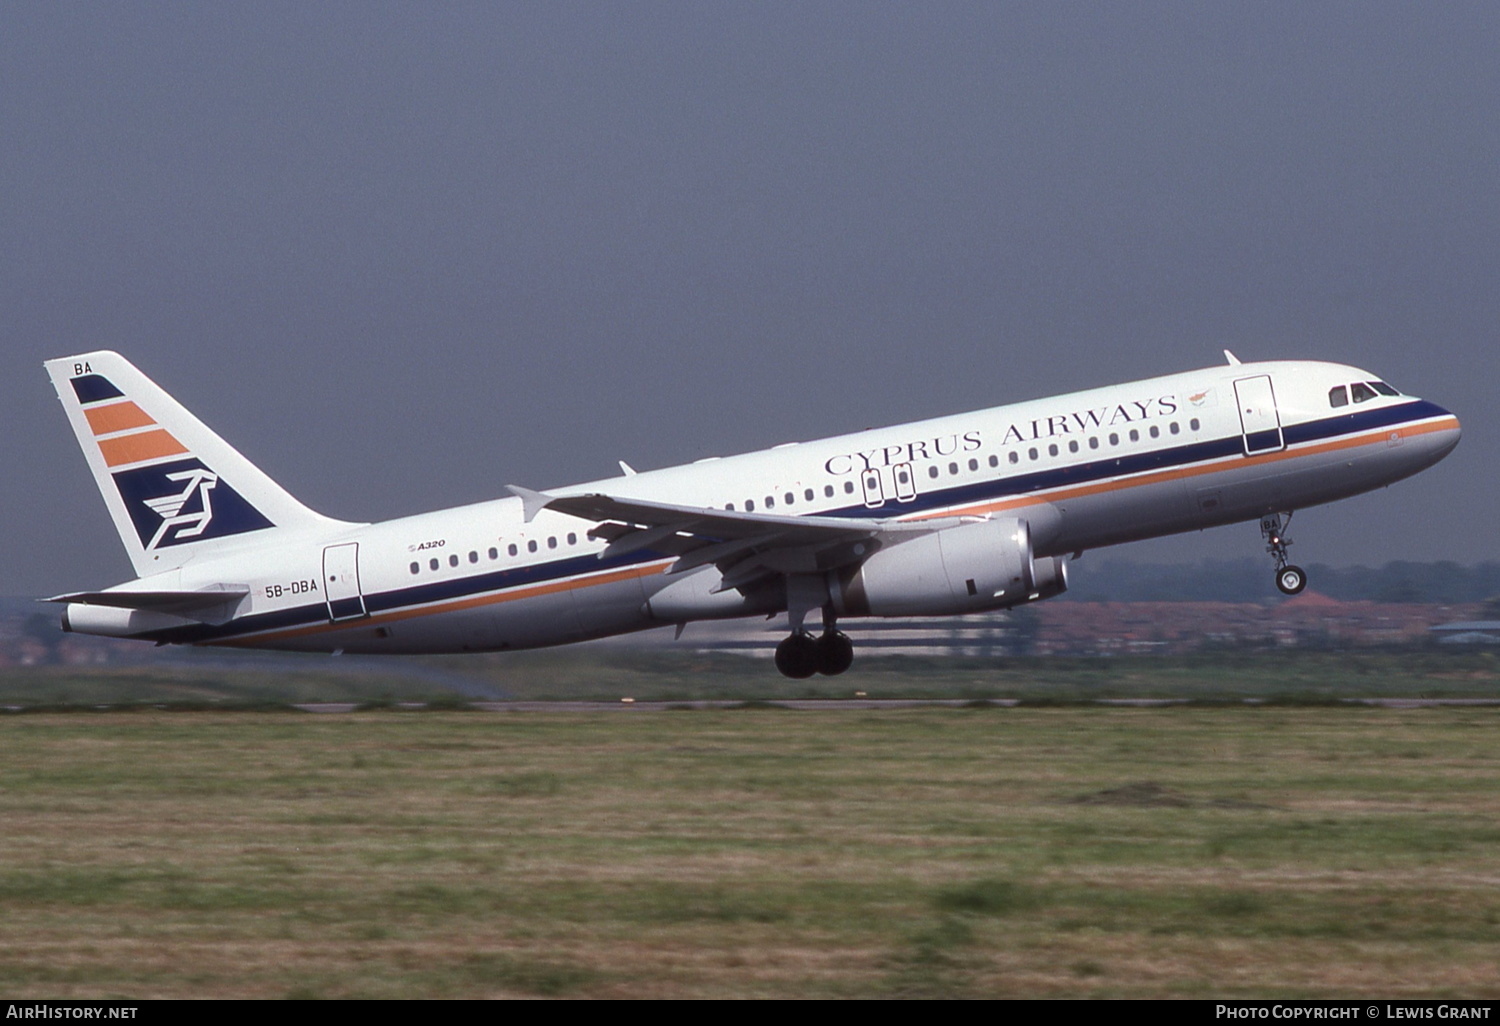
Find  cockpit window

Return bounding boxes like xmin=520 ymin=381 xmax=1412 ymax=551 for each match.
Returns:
xmin=1369 ymin=380 xmax=1399 ymax=396
xmin=1328 ymin=386 xmax=1348 ymax=408
xmin=1350 ymin=382 xmax=1377 ymax=403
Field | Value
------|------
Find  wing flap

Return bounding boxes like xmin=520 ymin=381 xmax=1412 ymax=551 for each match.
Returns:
xmin=512 ymin=488 xmax=892 ymax=538
xmin=505 ymin=487 xmax=960 ymax=591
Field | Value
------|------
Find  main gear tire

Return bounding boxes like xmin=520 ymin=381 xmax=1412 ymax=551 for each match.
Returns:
xmin=816 ymin=631 xmax=854 ymax=676
xmin=775 ymin=632 xmax=821 ymax=679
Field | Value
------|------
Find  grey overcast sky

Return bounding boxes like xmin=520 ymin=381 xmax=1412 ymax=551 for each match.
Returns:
xmin=3 ymin=1 xmax=1497 ymax=596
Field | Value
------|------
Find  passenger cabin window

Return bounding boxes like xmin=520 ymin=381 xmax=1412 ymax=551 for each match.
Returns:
xmin=1351 ymin=382 xmax=1378 ymax=403
xmin=410 ymin=562 xmax=419 ymax=575
xmin=489 ymin=547 xmax=498 ymax=560
xmin=1329 ymin=386 xmax=1349 ymax=408
xmin=508 ymin=544 xmax=518 ymax=557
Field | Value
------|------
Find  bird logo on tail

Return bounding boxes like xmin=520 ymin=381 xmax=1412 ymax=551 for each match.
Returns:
xmin=142 ymin=468 xmax=220 ymax=550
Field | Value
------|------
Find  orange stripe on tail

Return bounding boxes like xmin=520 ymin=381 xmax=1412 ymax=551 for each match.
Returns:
xmin=85 ymin=401 xmax=155 ymax=436
xmin=98 ymin=429 xmax=188 ymax=468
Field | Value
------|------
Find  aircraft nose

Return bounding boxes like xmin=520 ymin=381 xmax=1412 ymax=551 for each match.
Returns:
xmin=1427 ymin=404 xmax=1462 ymax=459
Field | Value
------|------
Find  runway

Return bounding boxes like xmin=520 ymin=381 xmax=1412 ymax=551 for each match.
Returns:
xmin=283 ymin=697 xmax=1500 ymax=713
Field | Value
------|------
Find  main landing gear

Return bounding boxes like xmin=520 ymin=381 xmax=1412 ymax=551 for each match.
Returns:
xmin=774 ymin=576 xmax=856 ymax=679
xmin=1261 ymin=512 xmax=1307 ymax=596
xmin=774 ymin=628 xmax=854 ymax=679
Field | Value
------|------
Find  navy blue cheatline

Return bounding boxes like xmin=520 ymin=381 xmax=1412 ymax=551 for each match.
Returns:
xmin=138 ymin=398 xmax=1444 ymax=647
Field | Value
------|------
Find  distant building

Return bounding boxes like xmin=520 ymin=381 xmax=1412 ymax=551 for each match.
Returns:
xmin=1030 ymin=593 xmax=1478 ymax=656
xmin=0 ymin=596 xmax=1483 ymax=664
xmin=662 ymin=592 xmax=1477 ymax=658
xmin=1429 ymin=621 xmax=1500 ymax=645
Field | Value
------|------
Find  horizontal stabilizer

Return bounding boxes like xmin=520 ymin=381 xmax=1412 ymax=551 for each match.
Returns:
xmin=46 ymin=585 xmax=251 ymax=625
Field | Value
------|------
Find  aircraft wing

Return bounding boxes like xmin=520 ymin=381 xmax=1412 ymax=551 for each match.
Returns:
xmin=506 ymin=486 xmax=950 ymax=592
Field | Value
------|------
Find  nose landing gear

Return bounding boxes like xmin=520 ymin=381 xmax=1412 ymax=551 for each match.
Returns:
xmin=1261 ymin=513 xmax=1307 ymax=595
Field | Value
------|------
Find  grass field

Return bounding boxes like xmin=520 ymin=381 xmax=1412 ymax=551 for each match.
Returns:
xmin=5 ymin=647 xmax=1499 ymax=706
xmin=3 ymin=702 xmax=1500 ymax=998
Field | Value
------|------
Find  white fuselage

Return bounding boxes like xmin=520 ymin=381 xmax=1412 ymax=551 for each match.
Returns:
xmin=69 ymin=359 xmax=1461 ymax=653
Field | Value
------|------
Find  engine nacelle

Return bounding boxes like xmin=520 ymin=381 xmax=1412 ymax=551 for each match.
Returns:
xmin=1029 ymin=552 xmax=1069 ymax=603
xmin=828 ymin=518 xmax=1066 ymax=618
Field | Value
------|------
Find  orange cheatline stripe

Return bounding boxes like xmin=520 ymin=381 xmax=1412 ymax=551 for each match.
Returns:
xmin=213 ymin=561 xmax=671 ymax=647
xmin=215 ymin=414 xmax=1462 ymax=645
xmin=911 ymin=415 xmax=1461 ymax=522
xmin=98 ymin=429 xmax=188 ymax=468
xmin=85 ymin=401 xmax=156 ymax=436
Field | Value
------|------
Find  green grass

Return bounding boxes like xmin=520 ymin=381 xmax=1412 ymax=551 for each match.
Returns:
xmin=4 ymin=647 xmax=1498 ymax=707
xmin=1 ymin=705 xmax=1500 ymax=996
xmin=438 ymin=647 xmax=1500 ymax=702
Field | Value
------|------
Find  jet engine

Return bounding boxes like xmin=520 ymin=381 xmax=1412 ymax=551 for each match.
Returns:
xmin=828 ymin=518 xmax=1066 ymax=618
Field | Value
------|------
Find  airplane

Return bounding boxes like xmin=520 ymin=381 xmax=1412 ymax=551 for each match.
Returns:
xmin=44 ymin=350 xmax=1460 ymax=678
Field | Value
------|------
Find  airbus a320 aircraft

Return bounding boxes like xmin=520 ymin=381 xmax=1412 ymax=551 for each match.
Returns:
xmin=45 ymin=351 xmax=1460 ymax=678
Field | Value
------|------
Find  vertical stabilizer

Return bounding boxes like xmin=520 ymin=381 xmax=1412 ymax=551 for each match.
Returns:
xmin=45 ymin=352 xmax=351 ymax=577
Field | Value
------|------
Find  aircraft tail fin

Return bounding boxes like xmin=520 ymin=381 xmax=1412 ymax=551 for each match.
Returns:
xmin=45 ymin=352 xmax=350 ymax=577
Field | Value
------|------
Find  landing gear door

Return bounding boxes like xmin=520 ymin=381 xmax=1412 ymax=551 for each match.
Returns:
xmin=323 ymin=542 xmax=367 ymax=621
xmin=1234 ymin=375 xmax=1285 ymax=455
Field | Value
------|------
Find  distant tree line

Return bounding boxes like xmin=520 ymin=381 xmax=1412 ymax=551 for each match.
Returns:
xmin=1059 ymin=559 xmax=1500 ymax=606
